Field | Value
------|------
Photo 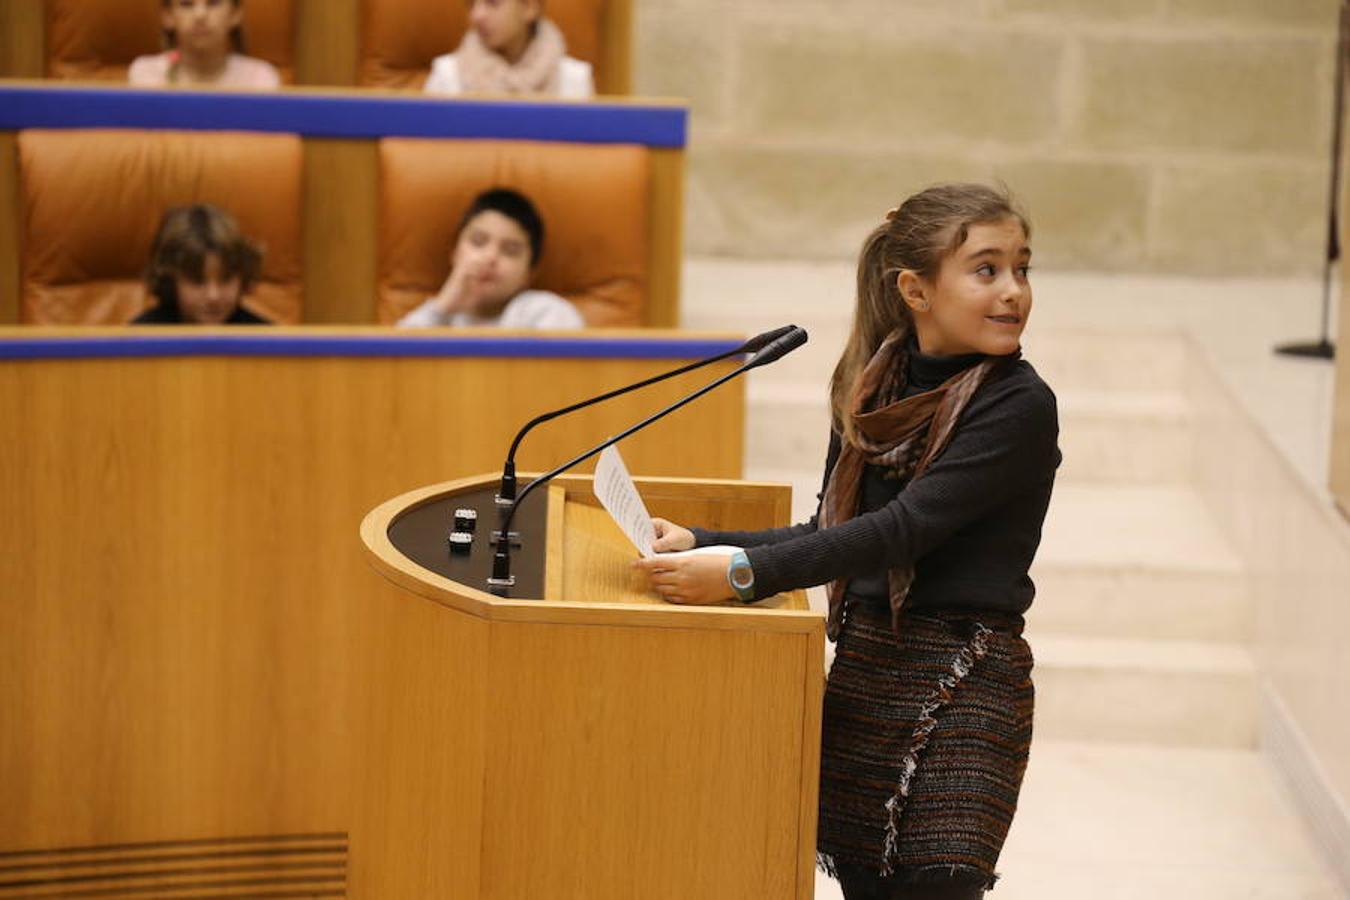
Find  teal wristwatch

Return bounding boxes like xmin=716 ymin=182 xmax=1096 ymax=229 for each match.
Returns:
xmin=727 ymin=550 xmax=756 ymax=603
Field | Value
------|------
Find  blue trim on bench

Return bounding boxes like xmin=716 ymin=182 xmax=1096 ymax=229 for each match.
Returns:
xmin=0 ymin=334 xmax=742 ymax=361
xmin=0 ymin=85 xmax=688 ymax=147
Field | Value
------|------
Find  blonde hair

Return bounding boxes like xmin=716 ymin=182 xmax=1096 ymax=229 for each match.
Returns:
xmin=829 ymin=183 xmax=1030 ymax=442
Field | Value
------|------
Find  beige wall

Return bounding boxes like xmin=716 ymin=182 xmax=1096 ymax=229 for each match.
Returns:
xmin=1188 ymin=341 xmax=1350 ymax=882
xmin=636 ymin=0 xmax=1340 ymax=276
xmin=1335 ymin=250 xmax=1350 ymax=514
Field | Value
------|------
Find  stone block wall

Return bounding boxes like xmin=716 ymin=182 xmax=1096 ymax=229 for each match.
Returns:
xmin=634 ymin=0 xmax=1340 ymax=275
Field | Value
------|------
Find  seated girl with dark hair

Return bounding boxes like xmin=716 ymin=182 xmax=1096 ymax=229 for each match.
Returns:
xmin=397 ymin=188 xmax=585 ymax=329
xmin=129 ymin=0 xmax=280 ymax=89
xmin=134 ymin=204 xmax=272 ymax=325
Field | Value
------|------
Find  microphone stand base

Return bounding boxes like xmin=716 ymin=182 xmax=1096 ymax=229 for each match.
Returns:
xmin=486 ymin=575 xmax=516 ymax=596
xmin=1274 ymin=339 xmax=1335 ymax=360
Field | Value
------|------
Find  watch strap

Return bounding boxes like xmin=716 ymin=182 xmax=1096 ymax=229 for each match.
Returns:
xmin=727 ymin=549 xmax=756 ymax=603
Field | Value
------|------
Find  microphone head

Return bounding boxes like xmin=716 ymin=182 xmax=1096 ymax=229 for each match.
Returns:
xmin=738 ymin=324 xmax=798 ymax=354
xmin=746 ymin=326 xmax=808 ymax=369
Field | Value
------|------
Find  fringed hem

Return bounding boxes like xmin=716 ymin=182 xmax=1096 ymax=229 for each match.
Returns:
xmin=880 ymin=623 xmax=992 ymax=875
xmin=817 ymin=852 xmax=999 ymax=892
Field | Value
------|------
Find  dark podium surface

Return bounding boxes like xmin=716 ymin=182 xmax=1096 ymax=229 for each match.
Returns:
xmin=386 ymin=483 xmax=550 ymax=600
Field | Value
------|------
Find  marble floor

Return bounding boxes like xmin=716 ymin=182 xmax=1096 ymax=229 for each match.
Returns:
xmin=955 ymin=741 xmax=1343 ymax=900
xmin=681 ymin=257 xmax=1347 ymax=900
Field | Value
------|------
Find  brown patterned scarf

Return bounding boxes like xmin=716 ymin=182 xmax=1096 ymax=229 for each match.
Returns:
xmin=454 ymin=17 xmax=567 ymax=96
xmin=819 ymin=328 xmax=1015 ymax=640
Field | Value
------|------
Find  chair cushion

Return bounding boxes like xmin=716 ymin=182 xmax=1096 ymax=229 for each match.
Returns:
xmin=359 ymin=0 xmax=605 ymax=89
xmin=378 ymin=137 xmax=648 ymax=326
xmin=19 ymin=128 xmax=304 ymax=324
xmin=46 ymin=0 xmax=295 ymax=82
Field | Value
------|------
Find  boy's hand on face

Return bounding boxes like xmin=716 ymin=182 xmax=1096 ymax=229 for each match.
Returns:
xmin=435 ymin=260 xmax=486 ymax=316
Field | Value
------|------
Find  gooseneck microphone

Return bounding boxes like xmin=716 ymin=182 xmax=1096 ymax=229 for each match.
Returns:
xmin=495 ymin=324 xmax=801 ymax=504
xmin=487 ymin=326 xmax=809 ymax=593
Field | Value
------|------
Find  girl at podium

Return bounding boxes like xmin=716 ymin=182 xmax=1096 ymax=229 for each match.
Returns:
xmin=635 ymin=184 xmax=1060 ymax=900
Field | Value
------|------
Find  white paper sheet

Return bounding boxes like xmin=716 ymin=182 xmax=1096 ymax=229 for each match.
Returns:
xmin=592 ymin=445 xmax=657 ymax=557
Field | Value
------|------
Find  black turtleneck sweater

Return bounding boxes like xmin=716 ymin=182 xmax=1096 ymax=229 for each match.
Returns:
xmin=692 ymin=347 xmax=1060 ymax=619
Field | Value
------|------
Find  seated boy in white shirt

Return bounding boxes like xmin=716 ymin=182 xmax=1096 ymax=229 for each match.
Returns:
xmin=397 ymin=188 xmax=585 ymax=329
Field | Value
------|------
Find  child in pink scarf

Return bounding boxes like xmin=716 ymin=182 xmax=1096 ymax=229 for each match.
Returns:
xmin=424 ymin=0 xmax=594 ymax=98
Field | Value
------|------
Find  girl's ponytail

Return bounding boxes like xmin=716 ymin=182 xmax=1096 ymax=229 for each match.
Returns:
xmin=829 ymin=222 xmax=912 ymax=441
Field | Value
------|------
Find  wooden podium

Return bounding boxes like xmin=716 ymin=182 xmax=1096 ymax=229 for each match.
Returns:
xmin=354 ymin=472 xmax=826 ymax=899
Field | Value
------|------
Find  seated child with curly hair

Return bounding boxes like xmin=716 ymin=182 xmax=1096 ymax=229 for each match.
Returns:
xmin=134 ymin=204 xmax=272 ymax=325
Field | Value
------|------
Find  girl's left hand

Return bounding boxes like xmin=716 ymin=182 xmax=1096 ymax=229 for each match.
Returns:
xmin=633 ymin=553 xmax=734 ymax=605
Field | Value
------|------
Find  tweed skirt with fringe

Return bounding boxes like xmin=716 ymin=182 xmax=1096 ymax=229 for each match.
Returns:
xmin=816 ymin=601 xmax=1035 ymax=891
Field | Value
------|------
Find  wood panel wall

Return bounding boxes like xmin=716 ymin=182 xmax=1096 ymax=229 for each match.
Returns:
xmin=296 ymin=0 xmax=361 ymax=86
xmin=0 ymin=0 xmax=43 ymax=79
xmin=0 ymin=331 xmax=746 ymax=855
xmin=598 ymin=0 xmax=633 ymax=97
xmin=302 ymin=139 xmax=379 ymax=324
xmin=0 ymin=134 xmax=17 ymax=325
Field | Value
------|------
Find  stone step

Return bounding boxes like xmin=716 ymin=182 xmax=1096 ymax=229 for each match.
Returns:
xmin=753 ymin=475 xmax=1253 ymax=646
xmin=741 ymin=464 xmax=831 ymax=525
xmin=742 ymin=480 xmax=1246 ymax=578
xmin=1030 ymin=565 xmax=1252 ymax=644
xmin=745 ymin=381 xmax=1197 ymax=484
xmin=1009 ymin=479 xmax=1255 ymax=743
xmin=1054 ymin=388 xmax=1194 ymax=485
xmin=1037 ymin=484 xmax=1243 ymax=575
xmin=1021 ymin=330 xmax=1190 ymax=394
xmin=744 ymin=469 xmax=1255 ymax=741
xmin=743 ymin=383 xmax=832 ymax=473
xmin=738 ymin=338 xmax=840 ymax=386
xmin=750 ymin=469 xmax=1252 ymax=644
xmin=744 ymin=469 xmax=1252 ymax=641
xmin=1029 ymin=635 xmax=1257 ymax=748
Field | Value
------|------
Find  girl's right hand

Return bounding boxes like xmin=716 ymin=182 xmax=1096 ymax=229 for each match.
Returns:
xmin=650 ymin=518 xmax=696 ymax=553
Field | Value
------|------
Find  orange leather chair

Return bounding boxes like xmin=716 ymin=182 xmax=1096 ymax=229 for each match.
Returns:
xmin=18 ymin=128 xmax=304 ymax=324
xmin=45 ymin=0 xmax=295 ymax=82
xmin=378 ymin=138 xmax=649 ymax=326
xmin=359 ymin=0 xmax=607 ymax=90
